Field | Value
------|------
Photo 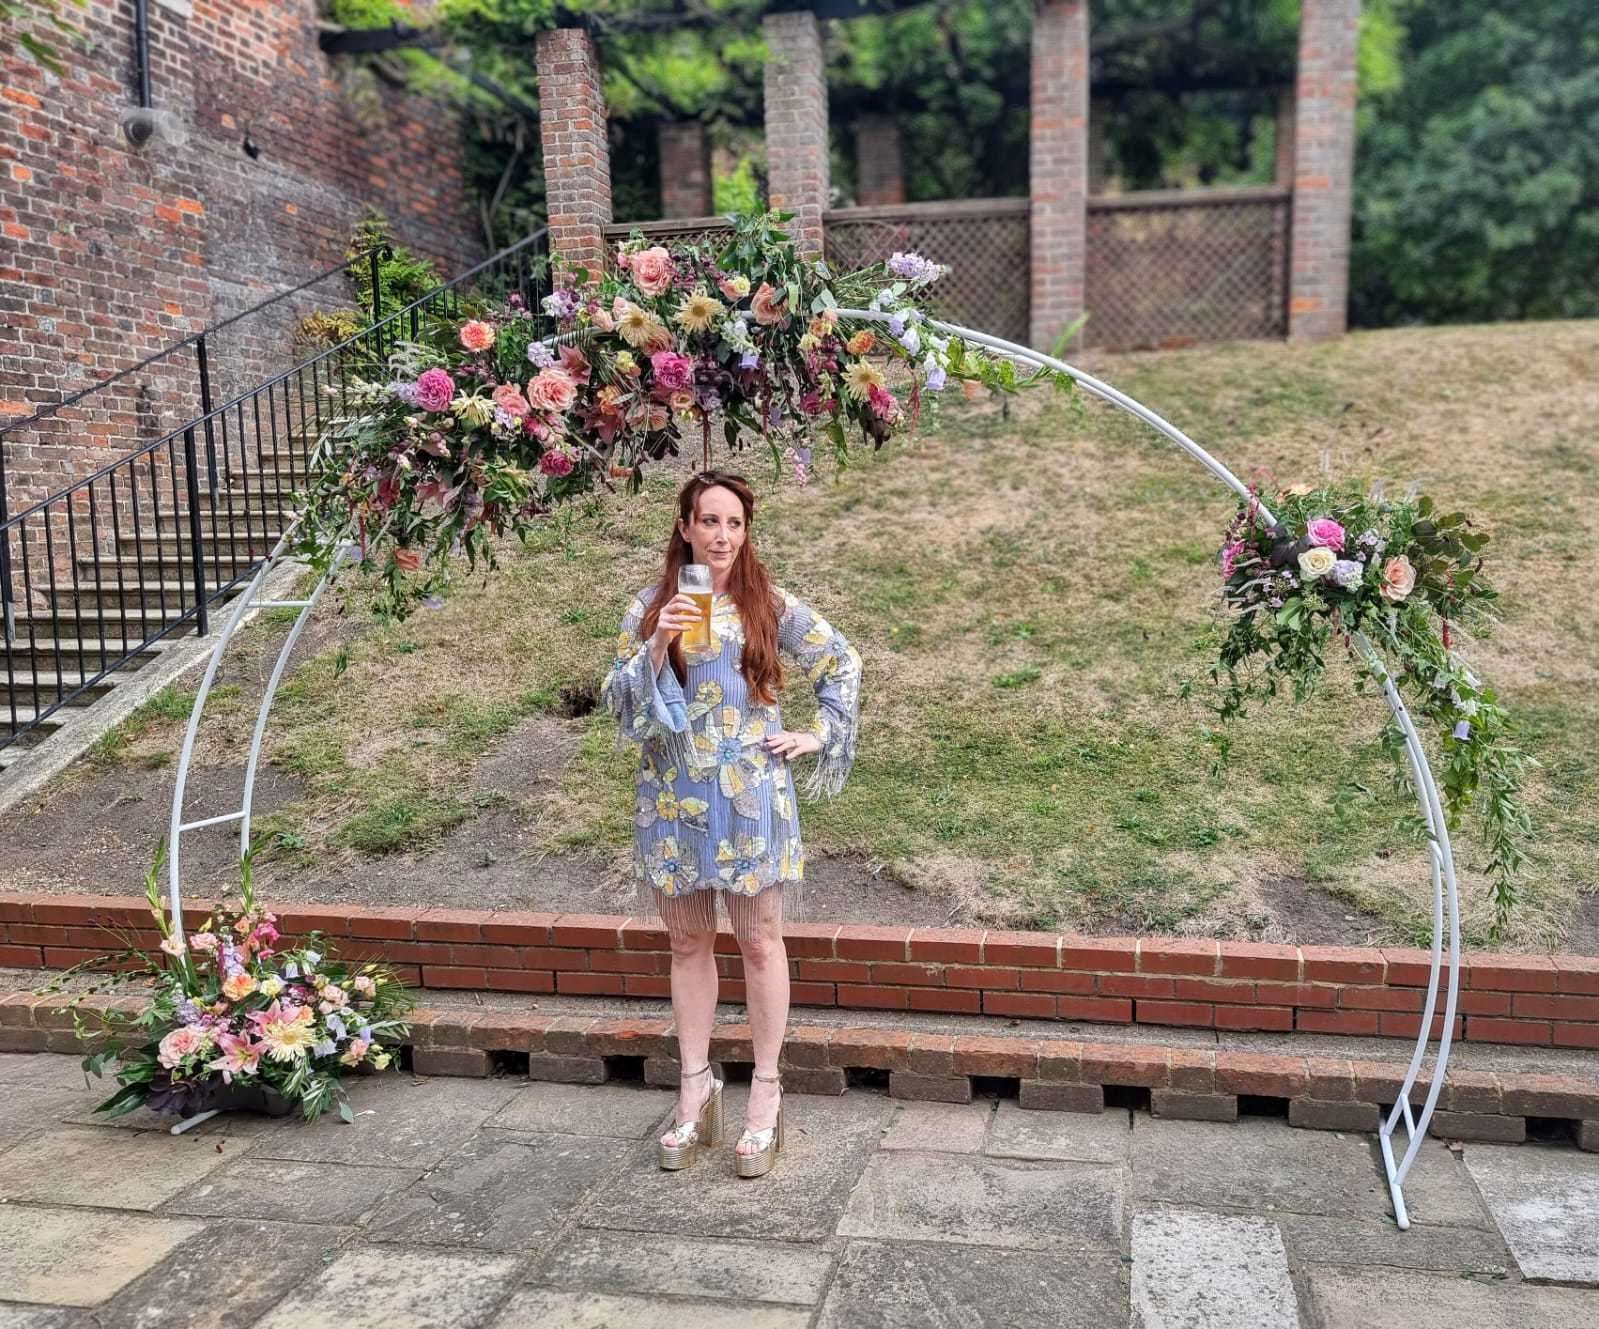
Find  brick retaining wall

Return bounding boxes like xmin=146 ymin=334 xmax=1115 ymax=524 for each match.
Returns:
xmin=3 ymin=895 xmax=1596 ymax=1050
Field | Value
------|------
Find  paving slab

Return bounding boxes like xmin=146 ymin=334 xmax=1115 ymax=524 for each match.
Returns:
xmin=492 ymin=1288 xmax=810 ymax=1328
xmin=532 ymin=1230 xmax=834 ymax=1306
xmin=251 ymin=1074 xmax=523 ymax=1170
xmin=486 ymin=1080 xmax=674 ymax=1138
xmin=1274 ymin=1213 xmax=1511 ymax=1276
xmin=1305 ymin=1265 xmax=1599 ymax=1329
xmin=836 ymin=1150 xmax=1122 ymax=1252
xmin=163 ymin=1156 xmax=422 ymax=1224
xmin=0 ymin=1307 xmax=82 ymax=1329
xmin=1130 ymin=1211 xmax=1298 ymax=1329
xmin=250 ymin=1246 xmax=521 ymax=1329
xmin=0 ymin=1205 xmax=202 ymax=1307
xmin=1463 ymin=1144 xmax=1599 ymax=1286
xmin=815 ymin=1237 xmax=1127 ymax=1329
xmin=86 ymin=1219 xmax=352 ymax=1329
xmin=364 ymin=1128 xmax=633 ymax=1252
xmin=578 ymin=1086 xmax=893 ymax=1243
xmin=0 ymin=1127 xmax=243 ymax=1210
xmin=1130 ymin=1115 xmax=1490 ymax=1228
xmin=0 ymin=1052 xmax=98 ymax=1091
xmin=987 ymin=1100 xmax=1131 ymax=1164
xmin=0 ymin=1086 xmax=98 ymax=1139
xmin=878 ymin=1100 xmax=992 ymax=1153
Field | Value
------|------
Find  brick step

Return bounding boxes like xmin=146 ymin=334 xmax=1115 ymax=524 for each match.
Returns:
xmin=1 ymin=991 xmax=1593 ymax=1150
xmin=115 ymin=531 xmax=289 ymax=554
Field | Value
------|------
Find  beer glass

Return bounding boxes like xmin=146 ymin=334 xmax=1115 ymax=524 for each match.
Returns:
xmin=677 ymin=563 xmax=713 ymax=652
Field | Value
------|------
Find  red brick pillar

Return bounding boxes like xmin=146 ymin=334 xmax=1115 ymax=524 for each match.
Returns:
xmin=1274 ymin=88 xmax=1296 ymax=187
xmin=854 ymin=116 xmax=904 ymax=206
xmin=1030 ymin=1 xmax=1089 ymax=351
xmin=535 ymin=26 xmax=612 ymax=271
xmin=1288 ymin=0 xmax=1360 ymax=342
xmin=762 ymin=10 xmax=829 ymax=256
xmin=659 ymin=122 xmax=712 ymax=218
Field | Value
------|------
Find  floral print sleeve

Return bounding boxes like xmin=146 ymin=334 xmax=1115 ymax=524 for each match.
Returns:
xmin=601 ymin=589 xmax=693 ymax=768
xmin=778 ymin=589 xmax=863 ymax=799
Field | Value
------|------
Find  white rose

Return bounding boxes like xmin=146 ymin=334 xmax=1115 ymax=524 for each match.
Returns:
xmin=1297 ymin=547 xmax=1337 ymax=580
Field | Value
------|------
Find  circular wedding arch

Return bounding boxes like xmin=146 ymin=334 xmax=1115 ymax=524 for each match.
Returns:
xmin=167 ymin=310 xmax=1461 ymax=1228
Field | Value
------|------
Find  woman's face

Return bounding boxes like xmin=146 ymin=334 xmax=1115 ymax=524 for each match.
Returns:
xmin=678 ymin=484 xmax=747 ymax=576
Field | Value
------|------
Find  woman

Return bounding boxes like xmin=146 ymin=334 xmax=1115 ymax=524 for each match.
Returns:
xmin=601 ymin=469 xmax=862 ymax=1178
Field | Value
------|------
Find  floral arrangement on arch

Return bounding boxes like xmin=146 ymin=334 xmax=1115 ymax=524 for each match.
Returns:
xmin=43 ymin=851 xmax=414 ymax=1123
xmin=293 ymin=211 xmax=1067 ymax=617
xmin=1200 ymin=483 xmax=1531 ymax=930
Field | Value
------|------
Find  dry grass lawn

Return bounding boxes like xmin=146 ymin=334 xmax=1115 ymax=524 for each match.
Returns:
xmin=48 ymin=319 xmax=1599 ymax=949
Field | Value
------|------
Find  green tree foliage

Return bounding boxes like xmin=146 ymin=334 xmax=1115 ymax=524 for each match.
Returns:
xmin=1351 ymin=0 xmax=1599 ymax=326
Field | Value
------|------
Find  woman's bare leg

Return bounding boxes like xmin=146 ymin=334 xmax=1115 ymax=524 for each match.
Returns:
xmin=657 ymin=889 xmax=720 ymax=1148
xmin=728 ymin=887 xmax=788 ymax=1154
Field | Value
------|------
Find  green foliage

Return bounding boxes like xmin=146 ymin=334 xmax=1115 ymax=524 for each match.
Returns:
xmin=347 ymin=212 xmax=444 ymax=316
xmin=1352 ymin=1 xmax=1599 ymax=326
xmin=0 ymin=0 xmax=86 ymax=74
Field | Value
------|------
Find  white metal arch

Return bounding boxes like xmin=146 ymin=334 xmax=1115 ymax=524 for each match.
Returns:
xmin=168 ymin=311 xmax=1458 ymax=1227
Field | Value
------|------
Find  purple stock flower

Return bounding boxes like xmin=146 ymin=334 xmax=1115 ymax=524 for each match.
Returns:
xmin=1330 ymin=559 xmax=1363 ymax=589
xmin=739 ymin=350 xmax=760 ymax=370
xmin=888 ymin=314 xmax=905 ymax=337
xmin=527 ymin=341 xmax=555 ymax=368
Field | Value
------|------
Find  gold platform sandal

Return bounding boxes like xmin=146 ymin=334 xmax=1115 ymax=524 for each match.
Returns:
xmin=657 ymin=1063 xmax=723 ymax=1171
xmin=734 ymin=1070 xmax=784 ymax=1179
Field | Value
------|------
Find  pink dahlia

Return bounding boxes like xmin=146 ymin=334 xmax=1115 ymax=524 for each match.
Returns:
xmin=649 ymin=350 xmax=696 ymax=393
xmin=415 ymin=368 xmax=456 ymax=413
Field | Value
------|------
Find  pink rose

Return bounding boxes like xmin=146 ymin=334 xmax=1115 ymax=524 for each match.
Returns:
xmin=1306 ymin=517 xmax=1346 ymax=551
xmin=751 ymin=282 xmax=788 ymax=326
xmin=630 ymin=246 xmax=675 ymax=297
xmin=539 ymin=448 xmax=575 ymax=477
xmin=414 ymin=368 xmax=455 ymax=413
xmin=392 ymin=547 xmax=423 ymax=573
xmin=459 ymin=319 xmax=496 ymax=352
xmin=492 ymin=383 xmax=529 ymax=418
xmin=590 ymin=306 xmax=615 ymax=332
xmin=558 ymin=345 xmax=592 ymax=385
xmin=1380 ymin=554 xmax=1417 ymax=602
xmin=649 ymin=350 xmax=695 ymax=393
xmin=526 ymin=368 xmax=577 ymax=414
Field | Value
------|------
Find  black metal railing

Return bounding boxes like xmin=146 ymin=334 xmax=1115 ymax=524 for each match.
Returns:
xmin=1 ymin=228 xmax=550 ymax=754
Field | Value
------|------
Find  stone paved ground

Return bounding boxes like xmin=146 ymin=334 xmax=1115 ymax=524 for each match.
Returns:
xmin=1 ymin=1052 xmax=1597 ymax=1328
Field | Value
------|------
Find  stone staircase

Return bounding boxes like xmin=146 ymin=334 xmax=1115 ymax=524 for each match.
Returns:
xmin=0 ymin=432 xmax=313 ymax=778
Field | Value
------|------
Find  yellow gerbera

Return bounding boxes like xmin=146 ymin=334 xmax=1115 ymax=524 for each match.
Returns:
xmin=842 ymin=360 xmax=886 ymax=400
xmin=674 ymin=291 xmax=724 ymax=334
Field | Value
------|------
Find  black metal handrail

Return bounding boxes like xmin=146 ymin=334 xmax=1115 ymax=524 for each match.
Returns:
xmin=1 ymin=227 xmax=550 ymax=754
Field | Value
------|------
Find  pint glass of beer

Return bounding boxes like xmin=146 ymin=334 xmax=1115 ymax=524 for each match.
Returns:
xmin=677 ymin=563 xmax=713 ymax=652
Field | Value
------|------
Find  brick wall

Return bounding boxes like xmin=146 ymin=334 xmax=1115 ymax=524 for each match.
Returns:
xmin=853 ymin=115 xmax=904 ymax=207
xmin=657 ymin=121 xmax=712 ymax=219
xmin=1029 ymin=0 xmax=1088 ymax=350
xmin=1288 ymin=0 xmax=1360 ymax=341
xmin=5 ymin=895 xmax=1596 ymax=1050
xmin=0 ymin=0 xmax=479 ymax=514
xmin=536 ymin=26 xmax=612 ymax=270
xmin=762 ymin=10 xmax=828 ymax=257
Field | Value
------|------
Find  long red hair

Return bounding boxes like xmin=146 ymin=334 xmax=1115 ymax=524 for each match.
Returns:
xmin=640 ymin=470 xmax=785 ymax=705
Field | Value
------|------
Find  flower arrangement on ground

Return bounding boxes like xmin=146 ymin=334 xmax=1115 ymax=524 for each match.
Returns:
xmin=44 ymin=851 xmax=413 ymax=1123
xmin=293 ymin=210 xmax=1067 ymax=617
xmin=1202 ymin=483 xmax=1531 ymax=930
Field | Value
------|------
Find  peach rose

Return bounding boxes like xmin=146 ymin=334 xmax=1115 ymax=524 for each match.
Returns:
xmin=751 ymin=282 xmax=788 ymax=326
xmin=630 ymin=246 xmax=675 ymax=297
xmin=491 ymin=383 xmax=529 ymax=418
xmin=846 ymin=330 xmax=876 ymax=356
xmin=459 ymin=319 xmax=496 ymax=352
xmin=393 ymin=547 xmax=423 ymax=573
xmin=526 ymin=368 xmax=577 ymax=414
xmin=1380 ymin=554 xmax=1417 ymax=602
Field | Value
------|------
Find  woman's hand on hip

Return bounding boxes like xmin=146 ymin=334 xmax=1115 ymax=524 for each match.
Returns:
xmin=764 ymin=730 xmax=822 ymax=759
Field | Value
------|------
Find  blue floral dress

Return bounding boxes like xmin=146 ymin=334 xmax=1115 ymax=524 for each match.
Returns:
xmin=602 ymin=584 xmax=862 ymax=911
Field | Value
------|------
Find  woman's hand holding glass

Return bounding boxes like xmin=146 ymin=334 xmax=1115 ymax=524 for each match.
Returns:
xmin=649 ymin=594 xmax=705 ymax=652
